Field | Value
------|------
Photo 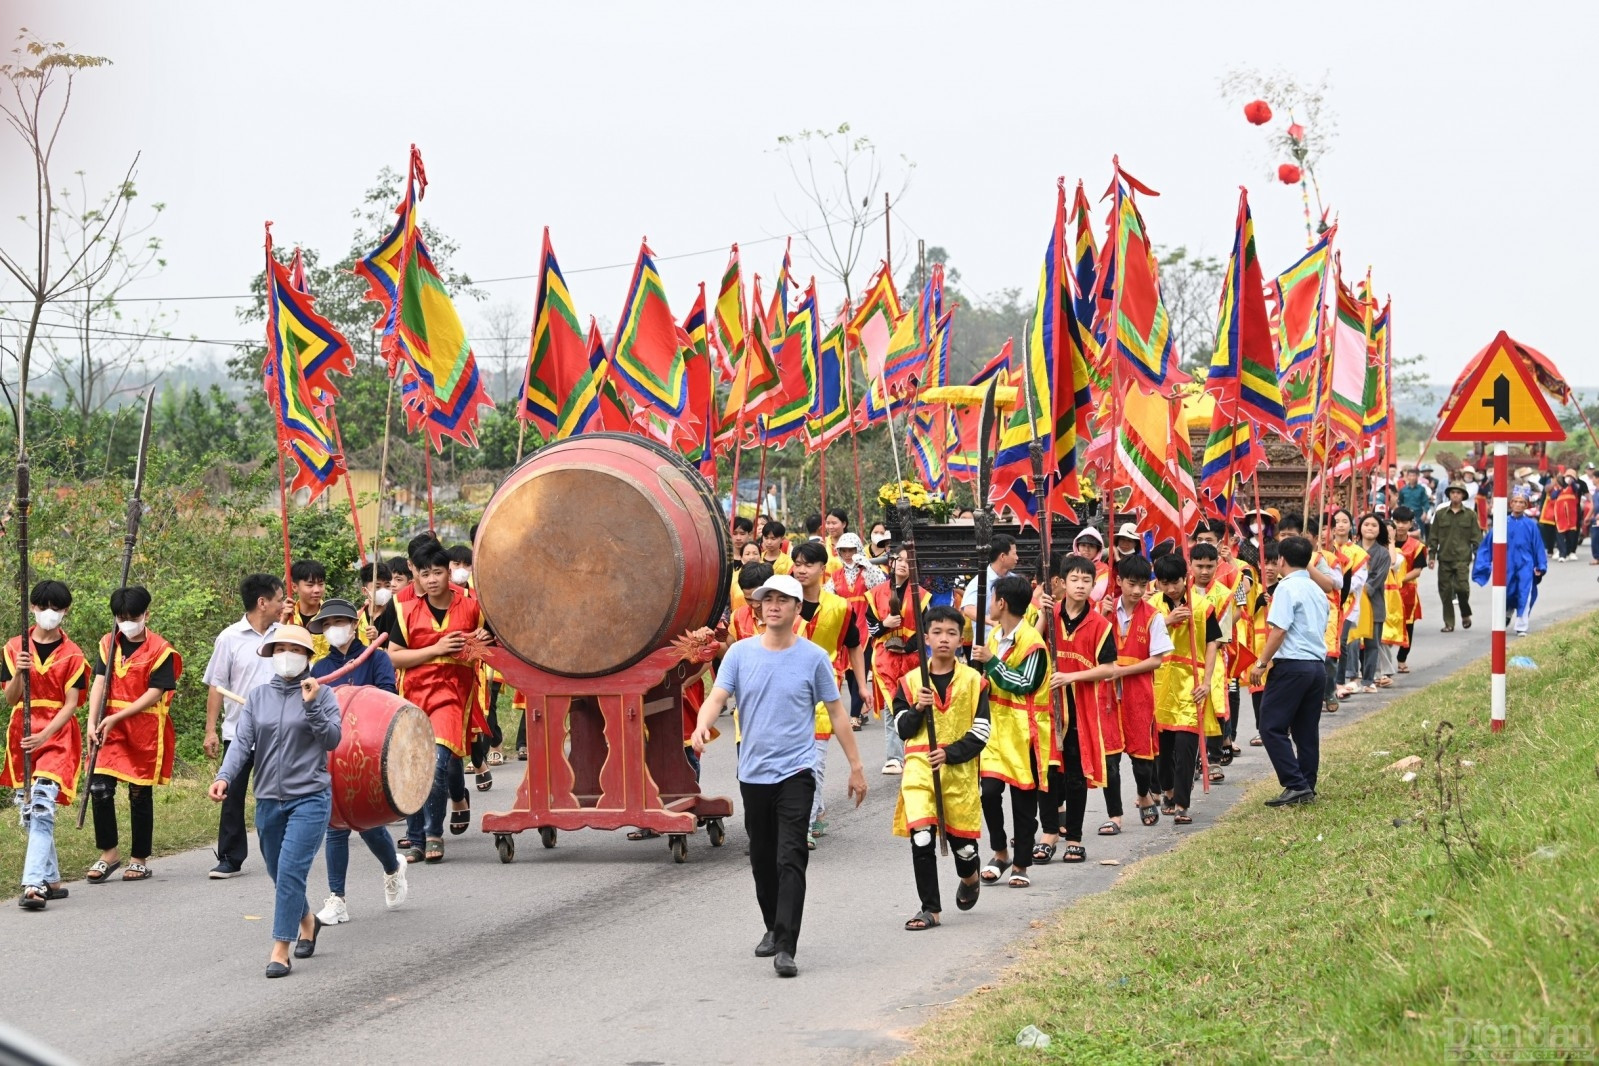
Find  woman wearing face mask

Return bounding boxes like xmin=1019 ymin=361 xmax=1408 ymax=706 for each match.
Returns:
xmin=209 ymin=625 xmax=342 ymax=977
xmin=358 ymin=561 xmax=394 ymax=643
xmin=304 ymin=600 xmax=408 ymax=927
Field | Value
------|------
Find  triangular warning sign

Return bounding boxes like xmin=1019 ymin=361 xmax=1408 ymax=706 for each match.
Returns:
xmin=1436 ymin=331 xmax=1566 ymax=442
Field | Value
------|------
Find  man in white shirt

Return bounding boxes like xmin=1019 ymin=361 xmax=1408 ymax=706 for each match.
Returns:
xmin=961 ymin=534 xmax=1019 ymax=629
xmin=201 ymin=573 xmax=285 ymax=878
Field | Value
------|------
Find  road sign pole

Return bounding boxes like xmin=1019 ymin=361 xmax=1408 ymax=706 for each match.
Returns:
xmin=1490 ymin=442 xmax=1508 ymax=733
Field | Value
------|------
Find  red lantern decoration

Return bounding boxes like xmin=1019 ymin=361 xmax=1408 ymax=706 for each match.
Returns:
xmin=1278 ymin=163 xmax=1303 ymax=185
xmin=1287 ymin=122 xmax=1306 ymax=143
xmin=1243 ymin=99 xmax=1273 ymax=125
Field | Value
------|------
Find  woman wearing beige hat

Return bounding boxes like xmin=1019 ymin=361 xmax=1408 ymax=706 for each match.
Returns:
xmin=209 ymin=624 xmax=342 ymax=978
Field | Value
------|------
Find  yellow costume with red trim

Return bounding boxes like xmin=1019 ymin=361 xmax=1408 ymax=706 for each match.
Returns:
xmin=892 ymin=664 xmax=985 ymax=839
xmin=1382 ymin=544 xmax=1410 ymax=646
xmin=762 ymin=552 xmax=793 ymax=576
xmin=1 ymin=630 xmax=88 ymax=804
xmin=1396 ymin=536 xmax=1425 ymax=627
xmin=1152 ymin=588 xmax=1221 ymax=737
xmin=800 ymin=589 xmax=853 ymax=740
xmin=1319 ymin=543 xmax=1368 ymax=655
xmin=395 ymin=587 xmax=483 ymax=757
xmin=290 ymin=603 xmax=331 ymax=662
xmin=92 ymin=631 xmax=182 ymax=786
xmin=977 ymin=619 xmax=1049 ymax=789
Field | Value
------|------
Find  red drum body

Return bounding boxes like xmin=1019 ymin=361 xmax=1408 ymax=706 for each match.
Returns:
xmin=474 ymin=433 xmax=732 ymax=678
xmin=328 ymin=685 xmax=436 ymax=832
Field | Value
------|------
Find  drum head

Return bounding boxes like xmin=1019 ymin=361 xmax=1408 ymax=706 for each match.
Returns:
xmin=384 ymin=704 xmax=437 ymax=818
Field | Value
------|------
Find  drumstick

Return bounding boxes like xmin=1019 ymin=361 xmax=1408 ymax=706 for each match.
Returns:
xmin=214 ymin=635 xmax=391 ymax=705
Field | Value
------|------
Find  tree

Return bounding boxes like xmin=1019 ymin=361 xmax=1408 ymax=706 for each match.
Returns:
xmin=1155 ymin=245 xmax=1225 ymax=371
xmin=1219 ymin=67 xmax=1338 ymax=239
xmin=475 ymin=300 xmax=528 ymax=407
xmin=774 ymin=123 xmax=914 ymax=302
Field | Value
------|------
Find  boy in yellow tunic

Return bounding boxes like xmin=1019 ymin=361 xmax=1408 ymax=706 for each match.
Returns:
xmin=893 ymin=606 xmax=990 ymax=930
xmin=760 ymin=521 xmax=794 ymax=575
xmin=1188 ymin=542 xmax=1235 ymax=782
xmin=1150 ymin=552 xmax=1222 ymax=825
xmin=970 ymin=574 xmax=1050 ymax=889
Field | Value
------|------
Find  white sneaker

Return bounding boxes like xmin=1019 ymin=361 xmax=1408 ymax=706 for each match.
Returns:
xmin=384 ymin=862 xmax=408 ymax=909
xmin=316 ymin=893 xmax=350 ymax=925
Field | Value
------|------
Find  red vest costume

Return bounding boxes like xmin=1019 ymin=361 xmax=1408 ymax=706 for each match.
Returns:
xmin=1554 ymin=486 xmax=1580 ymax=533
xmin=867 ymin=580 xmax=929 ymax=710
xmin=1050 ymin=605 xmax=1112 ymax=788
xmin=2 ymin=630 xmax=88 ymax=805
xmin=93 ymin=632 xmax=182 ymax=786
xmin=396 ymin=587 xmax=482 ymax=757
xmin=829 ymin=564 xmax=871 ymax=637
xmin=1111 ymin=597 xmax=1159 ymax=760
xmin=1396 ymin=536 xmax=1425 ymax=623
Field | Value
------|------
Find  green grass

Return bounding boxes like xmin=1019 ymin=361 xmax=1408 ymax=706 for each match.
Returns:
xmin=915 ymin=613 xmax=1599 ymax=1065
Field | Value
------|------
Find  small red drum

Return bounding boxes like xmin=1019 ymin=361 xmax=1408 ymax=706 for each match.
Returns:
xmin=327 ymin=685 xmax=436 ymax=832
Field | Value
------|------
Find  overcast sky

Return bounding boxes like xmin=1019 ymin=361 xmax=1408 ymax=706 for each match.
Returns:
xmin=4 ymin=0 xmax=1595 ymax=387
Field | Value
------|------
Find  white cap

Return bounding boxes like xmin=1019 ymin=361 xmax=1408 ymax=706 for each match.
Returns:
xmin=749 ymin=574 xmax=805 ymax=602
xmin=1459 ymin=464 xmax=1476 ymax=474
xmin=1115 ymin=522 xmax=1141 ymax=543
xmin=1074 ymin=527 xmax=1104 ymax=544
xmin=870 ymin=529 xmax=893 ymax=544
xmin=835 ymin=532 xmax=863 ymax=551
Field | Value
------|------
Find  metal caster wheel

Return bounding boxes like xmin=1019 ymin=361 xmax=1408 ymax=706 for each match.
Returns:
xmin=539 ymin=826 xmax=557 ymax=849
xmin=495 ymin=834 xmax=515 ymax=864
xmin=706 ymin=818 xmax=726 ymax=847
xmin=669 ymin=835 xmax=688 ymax=863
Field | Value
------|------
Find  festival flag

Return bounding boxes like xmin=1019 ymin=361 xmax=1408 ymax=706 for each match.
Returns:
xmin=556 ymin=317 xmax=631 ymax=438
xmin=759 ymin=278 xmax=818 ymax=446
xmin=765 ymin=237 xmax=794 ymax=336
xmin=609 ymin=240 xmax=692 ymax=426
xmin=907 ymin=306 xmax=955 ymax=491
xmin=806 ymin=312 xmax=853 ymax=452
xmin=1271 ymin=224 xmax=1337 ymax=442
xmin=1206 ymin=189 xmax=1287 ymax=438
xmin=848 ymin=262 xmax=905 ymax=423
xmin=717 ymin=274 xmax=782 ymax=445
xmin=1115 ymin=381 xmax=1199 ymax=547
xmin=1070 ymin=179 xmax=1099 ymax=333
xmin=1363 ymin=296 xmax=1391 ymax=438
xmin=1326 ymin=259 xmax=1368 ymax=445
xmin=948 ymin=342 xmax=1013 ymax=482
xmin=355 ymin=145 xmax=495 ymax=449
xmin=1199 ymin=410 xmax=1257 ymax=515
xmin=263 ymin=224 xmax=355 ymax=499
xmin=519 ymin=227 xmax=589 ymax=438
xmin=713 ymin=244 xmax=745 ymax=381
xmin=1093 ymin=160 xmax=1178 ymax=396
xmin=681 ymin=285 xmax=718 ymax=473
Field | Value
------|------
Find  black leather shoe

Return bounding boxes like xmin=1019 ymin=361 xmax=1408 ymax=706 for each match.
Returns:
xmin=773 ymin=951 xmax=798 ymax=977
xmin=1265 ymin=787 xmax=1316 ymax=808
xmin=293 ymin=917 xmax=323 ymax=959
xmin=265 ymin=960 xmax=292 ymax=978
xmin=754 ymin=930 xmax=778 ymax=958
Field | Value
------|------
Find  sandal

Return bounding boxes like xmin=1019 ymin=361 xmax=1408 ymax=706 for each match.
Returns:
xmin=402 ymin=846 xmax=424 ymax=865
xmin=476 ymin=770 xmax=493 ymax=792
xmin=1440 ymin=625 xmax=1455 ymax=633
xmin=1173 ymin=810 xmax=1193 ymax=825
xmin=1062 ymin=844 xmax=1087 ymax=862
xmin=955 ymin=878 xmax=980 ymax=911
xmin=45 ymin=885 xmax=69 ymax=900
xmin=1160 ymin=797 xmax=1178 ymax=816
xmin=86 ymin=859 xmax=121 ymax=884
xmin=904 ymin=910 xmax=940 ymax=931
xmin=1097 ymin=820 xmax=1121 ymax=836
xmin=627 ymin=828 xmax=661 ymax=841
xmin=424 ymin=838 xmax=445 ymax=864
xmin=979 ymin=857 xmax=1010 ymax=884
xmin=1209 ymin=768 xmax=1226 ymax=783
xmin=517 ymin=748 xmax=528 ymax=761
xmin=488 ymin=749 xmax=505 ymax=766
xmin=881 ymin=759 xmax=903 ymax=775
xmin=1008 ymin=872 xmax=1032 ymax=888
xmin=1462 ymin=616 xmax=1472 ymax=629
xmin=397 ymin=837 xmax=413 ymax=850
xmin=1218 ymin=748 xmax=1234 ymax=766
xmin=449 ymin=804 xmax=471 ymax=836
xmin=1397 ymin=663 xmax=1411 ymax=674
xmin=1249 ymin=733 xmax=1264 ymax=746
xmin=18 ymin=886 xmax=47 ymax=911
xmin=122 ymin=862 xmax=151 ymax=882
xmin=1324 ymin=700 xmax=1340 ymax=713
xmin=1139 ymin=803 xmax=1159 ymax=827
xmin=1032 ymin=841 xmax=1057 ymax=865
xmin=1376 ymin=677 xmax=1394 ymax=688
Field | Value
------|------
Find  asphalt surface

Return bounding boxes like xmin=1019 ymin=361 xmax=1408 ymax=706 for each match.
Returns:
xmin=2 ymin=563 xmax=1594 ymax=1066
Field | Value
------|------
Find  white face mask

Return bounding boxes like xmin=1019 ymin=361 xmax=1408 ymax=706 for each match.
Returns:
xmin=33 ymin=609 xmax=63 ymax=633
xmin=373 ymin=587 xmax=393 ymax=608
xmin=272 ymin=651 xmax=308 ymax=679
xmin=450 ymin=568 xmax=470 ymax=586
xmin=117 ymin=619 xmax=146 ymax=639
xmin=323 ymin=624 xmax=354 ymax=649
xmin=1249 ymin=522 xmax=1262 ymax=535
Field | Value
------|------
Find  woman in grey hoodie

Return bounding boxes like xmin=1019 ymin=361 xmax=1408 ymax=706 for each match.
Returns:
xmin=210 ymin=625 xmax=342 ymax=978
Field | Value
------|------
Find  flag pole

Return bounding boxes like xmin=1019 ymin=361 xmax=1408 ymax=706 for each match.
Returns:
xmin=841 ymin=298 xmax=866 ymax=535
xmin=274 ymin=426 xmax=294 ymax=585
xmin=754 ymin=436 xmax=770 ymax=522
xmin=376 ymin=371 xmax=395 ymax=549
xmin=727 ymin=345 xmax=753 ymax=525
xmin=515 ymin=418 xmax=527 ymax=466
xmin=423 ymin=439 xmax=436 ymax=532
xmin=330 ymin=406 xmax=366 ymax=566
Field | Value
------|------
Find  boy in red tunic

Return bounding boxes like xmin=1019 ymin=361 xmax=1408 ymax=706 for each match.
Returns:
xmin=1103 ymin=555 xmax=1172 ymax=829
xmin=3 ymin=580 xmax=89 ymax=909
xmin=378 ymin=539 xmax=488 ymax=864
xmin=85 ymin=586 xmax=182 ymax=884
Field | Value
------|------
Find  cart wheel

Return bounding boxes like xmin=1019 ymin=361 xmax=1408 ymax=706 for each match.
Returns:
xmin=706 ymin=818 xmax=726 ymax=847
xmin=539 ymin=826 xmax=557 ymax=849
xmin=669 ymin=835 xmax=688 ymax=863
xmin=495 ymin=834 xmax=515 ymax=864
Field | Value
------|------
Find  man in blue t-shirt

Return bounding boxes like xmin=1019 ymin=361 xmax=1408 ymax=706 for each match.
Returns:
xmin=692 ymin=573 xmax=867 ymax=978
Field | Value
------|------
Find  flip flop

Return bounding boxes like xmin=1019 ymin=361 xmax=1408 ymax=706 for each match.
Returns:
xmin=86 ymin=859 xmax=121 ymax=884
xmin=475 ymin=770 xmax=493 ymax=792
xmin=449 ymin=806 xmax=470 ymax=836
xmin=1097 ymin=820 xmax=1121 ymax=836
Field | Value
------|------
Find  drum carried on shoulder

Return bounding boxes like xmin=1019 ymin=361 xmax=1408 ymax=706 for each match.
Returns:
xmin=327 ymin=685 xmax=435 ymax=832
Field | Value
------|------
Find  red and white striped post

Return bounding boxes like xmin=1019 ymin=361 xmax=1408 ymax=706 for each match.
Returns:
xmin=1490 ymin=442 xmax=1508 ymax=732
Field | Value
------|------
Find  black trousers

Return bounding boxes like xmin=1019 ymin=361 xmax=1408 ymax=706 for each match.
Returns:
xmin=1559 ymin=530 xmax=1580 ymax=558
xmin=1259 ymin=659 xmax=1324 ymax=793
xmin=1103 ymin=753 xmax=1157 ymax=818
xmin=1397 ymin=623 xmax=1415 ymax=664
xmin=471 ymin=681 xmax=505 ymax=767
xmin=1038 ymin=723 xmax=1089 ymax=843
xmin=910 ymin=831 xmax=980 ymax=914
xmin=217 ymin=740 xmax=253 ymax=867
xmin=90 ymin=774 xmax=153 ymax=858
xmin=980 ymin=772 xmax=1038 ymax=872
xmin=1156 ymin=729 xmax=1199 ymax=810
xmin=741 ymin=770 xmax=816 ymax=956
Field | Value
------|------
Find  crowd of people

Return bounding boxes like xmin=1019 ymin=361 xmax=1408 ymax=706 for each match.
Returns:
xmin=0 ymin=476 xmax=1555 ymax=979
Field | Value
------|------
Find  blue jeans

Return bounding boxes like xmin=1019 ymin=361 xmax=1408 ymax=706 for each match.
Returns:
xmin=883 ymin=706 xmax=905 ymax=764
xmin=325 ymin=825 xmax=399 ymax=896
xmin=19 ymin=779 xmax=61 ymax=888
xmin=255 ymin=791 xmax=331 ymax=943
xmin=408 ymin=745 xmax=466 ymax=843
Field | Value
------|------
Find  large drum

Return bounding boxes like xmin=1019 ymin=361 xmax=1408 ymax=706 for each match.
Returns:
xmin=328 ymin=685 xmax=436 ymax=832
xmin=474 ymin=433 xmax=731 ymax=678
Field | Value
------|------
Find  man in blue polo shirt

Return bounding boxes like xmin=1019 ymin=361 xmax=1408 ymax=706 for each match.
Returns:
xmin=692 ymin=573 xmax=867 ymax=978
xmin=1249 ymin=536 xmax=1331 ymax=807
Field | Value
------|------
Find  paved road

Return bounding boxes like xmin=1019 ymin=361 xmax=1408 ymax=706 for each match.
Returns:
xmin=3 ymin=564 xmax=1593 ymax=1066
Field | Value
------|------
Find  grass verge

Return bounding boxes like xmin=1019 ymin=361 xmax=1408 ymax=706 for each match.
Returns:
xmin=916 ymin=612 xmax=1599 ymax=1065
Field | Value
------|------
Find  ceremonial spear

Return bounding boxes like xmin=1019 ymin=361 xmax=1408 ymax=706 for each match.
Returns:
xmin=79 ymin=390 xmax=156 ymax=828
xmin=1020 ymin=349 xmax=1065 ymax=748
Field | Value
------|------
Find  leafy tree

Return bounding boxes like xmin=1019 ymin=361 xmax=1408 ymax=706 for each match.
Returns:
xmin=1155 ymin=245 xmax=1224 ymax=372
